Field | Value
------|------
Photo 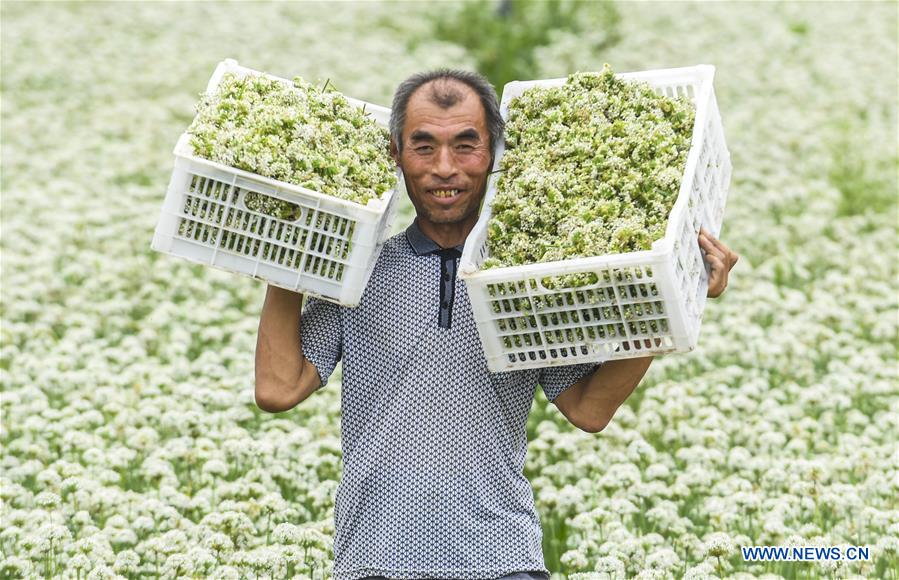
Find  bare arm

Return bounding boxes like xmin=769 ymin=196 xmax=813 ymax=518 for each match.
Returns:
xmin=553 ymin=355 xmax=654 ymax=433
xmin=254 ymin=285 xmax=322 ymax=413
xmin=553 ymin=232 xmax=736 ymax=431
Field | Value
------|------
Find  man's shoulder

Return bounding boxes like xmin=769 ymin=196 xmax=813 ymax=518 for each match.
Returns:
xmin=367 ymin=228 xmax=418 ymax=280
xmin=347 ymin=229 xmax=418 ymax=310
xmin=378 ymin=229 xmax=414 ymax=260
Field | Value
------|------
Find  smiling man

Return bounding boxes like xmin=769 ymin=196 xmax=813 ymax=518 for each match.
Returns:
xmin=391 ymin=74 xmax=495 ymax=250
xmin=254 ymin=70 xmax=738 ymax=579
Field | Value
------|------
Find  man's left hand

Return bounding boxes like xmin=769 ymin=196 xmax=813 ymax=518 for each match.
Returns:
xmin=698 ymin=227 xmax=739 ymax=298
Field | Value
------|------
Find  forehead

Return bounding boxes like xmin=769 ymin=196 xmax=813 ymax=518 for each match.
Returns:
xmin=403 ymin=80 xmax=488 ymax=139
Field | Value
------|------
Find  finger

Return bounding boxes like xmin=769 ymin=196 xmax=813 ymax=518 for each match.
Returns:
xmin=703 ymin=230 xmax=731 ymax=256
xmin=706 ymin=268 xmax=723 ymax=295
xmin=705 ymin=253 xmax=725 ymax=274
xmin=698 ymin=227 xmax=732 ymax=256
xmin=709 ymin=270 xmax=728 ymax=297
xmin=713 ymin=239 xmax=733 ymax=260
xmin=699 ymin=235 xmax=726 ymax=262
xmin=706 ymin=262 xmax=725 ymax=286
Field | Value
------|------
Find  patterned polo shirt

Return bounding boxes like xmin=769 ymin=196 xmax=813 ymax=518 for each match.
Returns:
xmin=300 ymin=218 xmax=601 ymax=580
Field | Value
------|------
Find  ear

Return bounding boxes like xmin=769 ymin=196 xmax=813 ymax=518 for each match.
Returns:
xmin=390 ymin=138 xmax=401 ymax=167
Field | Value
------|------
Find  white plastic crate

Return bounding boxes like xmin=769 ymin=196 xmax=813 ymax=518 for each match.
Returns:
xmin=460 ymin=65 xmax=731 ymax=372
xmin=151 ymin=59 xmax=401 ymax=307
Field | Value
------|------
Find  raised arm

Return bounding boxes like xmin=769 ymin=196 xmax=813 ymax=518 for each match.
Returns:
xmin=254 ymin=285 xmax=322 ymax=413
xmin=553 ymin=356 xmax=654 ymax=433
xmin=555 ymin=231 xmax=738 ymax=431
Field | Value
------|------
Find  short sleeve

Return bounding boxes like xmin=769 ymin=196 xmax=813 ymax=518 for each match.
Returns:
xmin=299 ymin=296 xmax=343 ymax=389
xmin=538 ymin=361 xmax=603 ymax=403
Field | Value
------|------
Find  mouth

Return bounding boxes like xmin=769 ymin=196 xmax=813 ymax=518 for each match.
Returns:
xmin=428 ymin=188 xmax=463 ymax=202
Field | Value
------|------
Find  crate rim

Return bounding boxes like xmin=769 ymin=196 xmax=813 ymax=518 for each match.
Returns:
xmin=502 ymin=64 xmax=716 ymax=95
xmin=172 ymin=132 xmax=399 ymax=216
xmin=458 ymin=244 xmax=667 ymax=284
xmin=460 ymin=63 xmax=717 ymax=283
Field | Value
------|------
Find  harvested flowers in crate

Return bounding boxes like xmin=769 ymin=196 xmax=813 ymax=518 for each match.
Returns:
xmin=485 ymin=64 xmax=695 ymax=283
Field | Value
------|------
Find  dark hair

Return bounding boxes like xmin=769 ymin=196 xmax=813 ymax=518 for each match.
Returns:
xmin=390 ymin=69 xmax=504 ymax=154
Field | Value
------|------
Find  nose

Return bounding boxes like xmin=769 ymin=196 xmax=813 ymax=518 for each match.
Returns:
xmin=432 ymin=145 xmax=457 ymax=180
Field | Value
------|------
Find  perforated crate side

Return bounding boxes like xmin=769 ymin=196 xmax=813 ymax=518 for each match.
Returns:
xmin=670 ymin=88 xmax=731 ymax=349
xmin=153 ymin=152 xmax=397 ymax=306
xmin=469 ymin=251 xmax=690 ymax=372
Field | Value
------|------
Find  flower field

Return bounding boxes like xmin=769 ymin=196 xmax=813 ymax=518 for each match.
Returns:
xmin=1 ymin=2 xmax=896 ymax=579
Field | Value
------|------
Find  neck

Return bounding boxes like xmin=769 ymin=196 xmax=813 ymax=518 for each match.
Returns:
xmin=417 ymin=215 xmax=478 ymax=249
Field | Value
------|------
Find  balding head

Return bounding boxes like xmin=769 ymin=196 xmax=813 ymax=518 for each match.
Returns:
xmin=390 ymin=69 xmax=504 ymax=155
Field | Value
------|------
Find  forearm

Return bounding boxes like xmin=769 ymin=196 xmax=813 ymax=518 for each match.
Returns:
xmin=254 ymin=285 xmax=310 ymax=412
xmin=577 ymin=355 xmax=654 ymax=431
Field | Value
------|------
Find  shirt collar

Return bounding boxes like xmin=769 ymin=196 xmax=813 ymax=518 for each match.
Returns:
xmin=405 ymin=218 xmax=465 ymax=256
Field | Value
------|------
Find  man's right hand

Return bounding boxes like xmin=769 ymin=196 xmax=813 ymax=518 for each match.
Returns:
xmin=254 ymin=285 xmax=321 ymax=413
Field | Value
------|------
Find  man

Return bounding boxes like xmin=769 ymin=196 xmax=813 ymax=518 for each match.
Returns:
xmin=254 ymin=70 xmax=739 ymax=579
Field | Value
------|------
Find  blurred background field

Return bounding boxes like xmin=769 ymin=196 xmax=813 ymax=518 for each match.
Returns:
xmin=1 ymin=1 xmax=896 ymax=578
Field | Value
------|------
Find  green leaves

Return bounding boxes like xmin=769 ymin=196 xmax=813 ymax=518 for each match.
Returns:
xmin=432 ymin=0 xmax=620 ymax=91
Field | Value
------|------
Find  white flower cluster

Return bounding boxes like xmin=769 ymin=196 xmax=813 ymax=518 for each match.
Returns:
xmin=484 ymin=64 xmax=694 ymax=271
xmin=188 ymin=72 xmax=396 ymax=209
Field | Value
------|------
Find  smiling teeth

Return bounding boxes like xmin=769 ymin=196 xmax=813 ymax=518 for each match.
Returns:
xmin=432 ymin=189 xmax=459 ymax=198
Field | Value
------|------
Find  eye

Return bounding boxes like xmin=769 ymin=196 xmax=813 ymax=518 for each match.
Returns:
xmin=456 ymin=144 xmax=475 ymax=152
xmin=414 ymin=145 xmax=433 ymax=154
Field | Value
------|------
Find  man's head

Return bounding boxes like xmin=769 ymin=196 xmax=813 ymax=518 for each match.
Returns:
xmin=390 ymin=70 xmax=503 ymax=241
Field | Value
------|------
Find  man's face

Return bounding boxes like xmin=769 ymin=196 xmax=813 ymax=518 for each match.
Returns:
xmin=392 ymin=81 xmax=493 ymax=232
